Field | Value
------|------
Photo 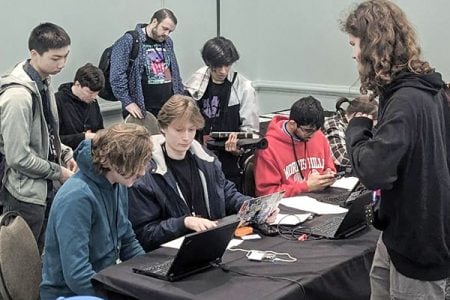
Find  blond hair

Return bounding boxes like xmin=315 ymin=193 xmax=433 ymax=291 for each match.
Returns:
xmin=157 ymin=95 xmax=205 ymax=130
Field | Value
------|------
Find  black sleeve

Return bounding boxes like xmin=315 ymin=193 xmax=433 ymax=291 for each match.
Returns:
xmin=346 ymin=98 xmax=411 ymax=190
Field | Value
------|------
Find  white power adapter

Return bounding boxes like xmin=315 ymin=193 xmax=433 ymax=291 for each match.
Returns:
xmin=247 ymin=250 xmax=266 ymax=261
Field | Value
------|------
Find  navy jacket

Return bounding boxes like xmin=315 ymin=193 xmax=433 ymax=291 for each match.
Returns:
xmin=110 ymin=24 xmax=183 ymax=116
xmin=346 ymin=71 xmax=450 ymax=281
xmin=128 ymin=135 xmax=249 ymax=251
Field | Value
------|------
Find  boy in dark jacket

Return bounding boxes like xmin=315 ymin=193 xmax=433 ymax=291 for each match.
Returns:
xmin=55 ymin=63 xmax=104 ymax=150
xmin=128 ymin=95 xmax=251 ymax=251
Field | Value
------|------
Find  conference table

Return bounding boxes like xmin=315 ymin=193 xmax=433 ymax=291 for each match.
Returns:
xmin=92 ymin=226 xmax=379 ymax=300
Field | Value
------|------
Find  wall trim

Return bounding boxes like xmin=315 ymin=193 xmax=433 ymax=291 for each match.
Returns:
xmin=252 ymin=80 xmax=361 ymax=98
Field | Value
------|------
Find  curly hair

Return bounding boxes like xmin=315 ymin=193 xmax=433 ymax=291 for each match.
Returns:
xmin=92 ymin=123 xmax=153 ymax=178
xmin=341 ymin=0 xmax=433 ymax=95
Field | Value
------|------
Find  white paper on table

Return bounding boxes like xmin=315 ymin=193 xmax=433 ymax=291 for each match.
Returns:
xmin=270 ymin=213 xmax=312 ymax=225
xmin=162 ymin=236 xmax=242 ymax=250
xmin=161 ymin=236 xmax=185 ymax=249
xmin=330 ymin=176 xmax=359 ymax=190
xmin=279 ymin=196 xmax=348 ymax=214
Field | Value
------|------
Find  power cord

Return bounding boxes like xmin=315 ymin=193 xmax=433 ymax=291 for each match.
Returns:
xmin=275 ymin=214 xmax=324 ymax=241
xmin=211 ymin=262 xmax=306 ymax=298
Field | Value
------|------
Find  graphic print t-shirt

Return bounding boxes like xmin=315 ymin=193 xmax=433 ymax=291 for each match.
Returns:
xmin=142 ymin=37 xmax=173 ymax=114
xmin=199 ymin=79 xmax=239 ymax=134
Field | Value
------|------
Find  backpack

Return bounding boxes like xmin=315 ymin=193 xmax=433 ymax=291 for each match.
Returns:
xmin=98 ymin=30 xmax=140 ymax=101
xmin=0 ymin=84 xmax=37 ymax=191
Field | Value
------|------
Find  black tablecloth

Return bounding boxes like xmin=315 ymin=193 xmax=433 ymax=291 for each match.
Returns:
xmin=92 ymin=228 xmax=380 ymax=300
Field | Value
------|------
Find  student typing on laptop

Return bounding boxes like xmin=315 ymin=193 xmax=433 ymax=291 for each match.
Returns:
xmin=40 ymin=124 xmax=152 ymax=299
xmin=128 ymin=95 xmax=278 ymax=251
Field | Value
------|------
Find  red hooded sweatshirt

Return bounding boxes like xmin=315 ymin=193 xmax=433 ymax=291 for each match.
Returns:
xmin=255 ymin=115 xmax=335 ymax=197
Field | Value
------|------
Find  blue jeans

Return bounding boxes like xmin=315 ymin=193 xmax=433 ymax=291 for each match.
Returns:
xmin=370 ymin=234 xmax=446 ymax=300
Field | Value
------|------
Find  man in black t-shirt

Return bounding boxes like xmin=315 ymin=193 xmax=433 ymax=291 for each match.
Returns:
xmin=110 ymin=8 xmax=183 ymax=119
xmin=184 ymin=37 xmax=259 ymax=191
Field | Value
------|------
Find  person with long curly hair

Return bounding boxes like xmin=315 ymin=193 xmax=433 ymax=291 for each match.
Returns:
xmin=341 ymin=1 xmax=450 ymax=299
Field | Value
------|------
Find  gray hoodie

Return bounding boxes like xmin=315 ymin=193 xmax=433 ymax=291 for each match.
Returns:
xmin=0 ymin=61 xmax=72 ymax=205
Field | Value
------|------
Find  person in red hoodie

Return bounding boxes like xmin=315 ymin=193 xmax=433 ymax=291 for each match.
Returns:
xmin=255 ymin=96 xmax=336 ymax=197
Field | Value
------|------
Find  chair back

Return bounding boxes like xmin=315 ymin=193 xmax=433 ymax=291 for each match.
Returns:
xmin=124 ymin=111 xmax=160 ymax=135
xmin=241 ymin=154 xmax=256 ymax=197
xmin=0 ymin=211 xmax=41 ymax=300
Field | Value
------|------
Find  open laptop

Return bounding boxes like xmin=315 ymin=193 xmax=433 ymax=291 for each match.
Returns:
xmin=299 ymin=191 xmax=372 ymax=239
xmin=238 ymin=191 xmax=285 ymax=225
xmin=132 ymin=215 xmax=239 ymax=281
xmin=303 ymin=179 xmax=370 ymax=207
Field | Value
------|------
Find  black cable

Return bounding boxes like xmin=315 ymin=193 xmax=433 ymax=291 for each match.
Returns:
xmin=211 ymin=262 xmax=306 ymax=298
xmin=275 ymin=215 xmax=323 ymax=241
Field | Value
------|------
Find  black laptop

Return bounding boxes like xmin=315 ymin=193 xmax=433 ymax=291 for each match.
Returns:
xmin=133 ymin=215 xmax=240 ymax=281
xmin=303 ymin=179 xmax=370 ymax=207
xmin=299 ymin=191 xmax=372 ymax=239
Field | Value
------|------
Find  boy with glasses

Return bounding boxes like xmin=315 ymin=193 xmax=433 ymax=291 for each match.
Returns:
xmin=254 ymin=96 xmax=336 ymax=197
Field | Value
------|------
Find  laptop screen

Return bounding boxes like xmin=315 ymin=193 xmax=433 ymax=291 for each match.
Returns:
xmin=238 ymin=191 xmax=285 ymax=225
xmin=167 ymin=215 xmax=240 ymax=280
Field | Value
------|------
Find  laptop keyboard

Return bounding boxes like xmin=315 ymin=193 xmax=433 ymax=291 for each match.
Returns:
xmin=321 ymin=189 xmax=370 ymax=206
xmin=311 ymin=215 xmax=345 ymax=236
xmin=320 ymin=193 xmax=350 ymax=206
xmin=141 ymin=259 xmax=174 ymax=275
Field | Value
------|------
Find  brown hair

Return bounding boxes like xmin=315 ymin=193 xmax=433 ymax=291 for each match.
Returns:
xmin=341 ymin=0 xmax=433 ymax=95
xmin=92 ymin=123 xmax=153 ymax=178
xmin=157 ymin=95 xmax=205 ymax=130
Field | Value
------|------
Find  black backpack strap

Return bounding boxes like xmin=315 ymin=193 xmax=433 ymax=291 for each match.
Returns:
xmin=125 ymin=30 xmax=140 ymax=62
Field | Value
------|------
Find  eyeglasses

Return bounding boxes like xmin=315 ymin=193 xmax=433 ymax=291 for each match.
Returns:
xmin=297 ymin=125 xmax=318 ymax=135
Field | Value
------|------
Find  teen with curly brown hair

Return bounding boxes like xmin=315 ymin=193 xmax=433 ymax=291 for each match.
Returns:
xmin=41 ymin=123 xmax=152 ymax=299
xmin=341 ymin=1 xmax=450 ymax=299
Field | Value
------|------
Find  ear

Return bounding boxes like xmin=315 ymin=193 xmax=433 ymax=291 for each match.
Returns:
xmin=30 ymin=49 xmax=40 ymax=59
xmin=150 ymin=18 xmax=158 ymax=26
xmin=287 ymin=120 xmax=297 ymax=128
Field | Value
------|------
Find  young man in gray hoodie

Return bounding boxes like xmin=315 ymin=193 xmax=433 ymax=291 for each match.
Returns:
xmin=0 ymin=22 xmax=77 ymax=251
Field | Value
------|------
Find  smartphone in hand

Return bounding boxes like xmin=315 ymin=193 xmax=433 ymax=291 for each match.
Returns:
xmin=334 ymin=171 xmax=346 ymax=179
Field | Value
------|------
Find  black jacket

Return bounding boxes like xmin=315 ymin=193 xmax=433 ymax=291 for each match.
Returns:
xmin=55 ymin=83 xmax=104 ymax=150
xmin=346 ymin=71 xmax=450 ymax=281
xmin=128 ymin=135 xmax=249 ymax=251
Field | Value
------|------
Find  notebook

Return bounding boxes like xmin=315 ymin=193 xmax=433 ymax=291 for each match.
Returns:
xmin=132 ymin=215 xmax=240 ymax=281
xmin=238 ymin=191 xmax=285 ymax=225
xmin=299 ymin=191 xmax=372 ymax=239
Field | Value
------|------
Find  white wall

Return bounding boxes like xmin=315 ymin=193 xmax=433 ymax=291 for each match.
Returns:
xmin=1 ymin=1 xmax=449 ymax=125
